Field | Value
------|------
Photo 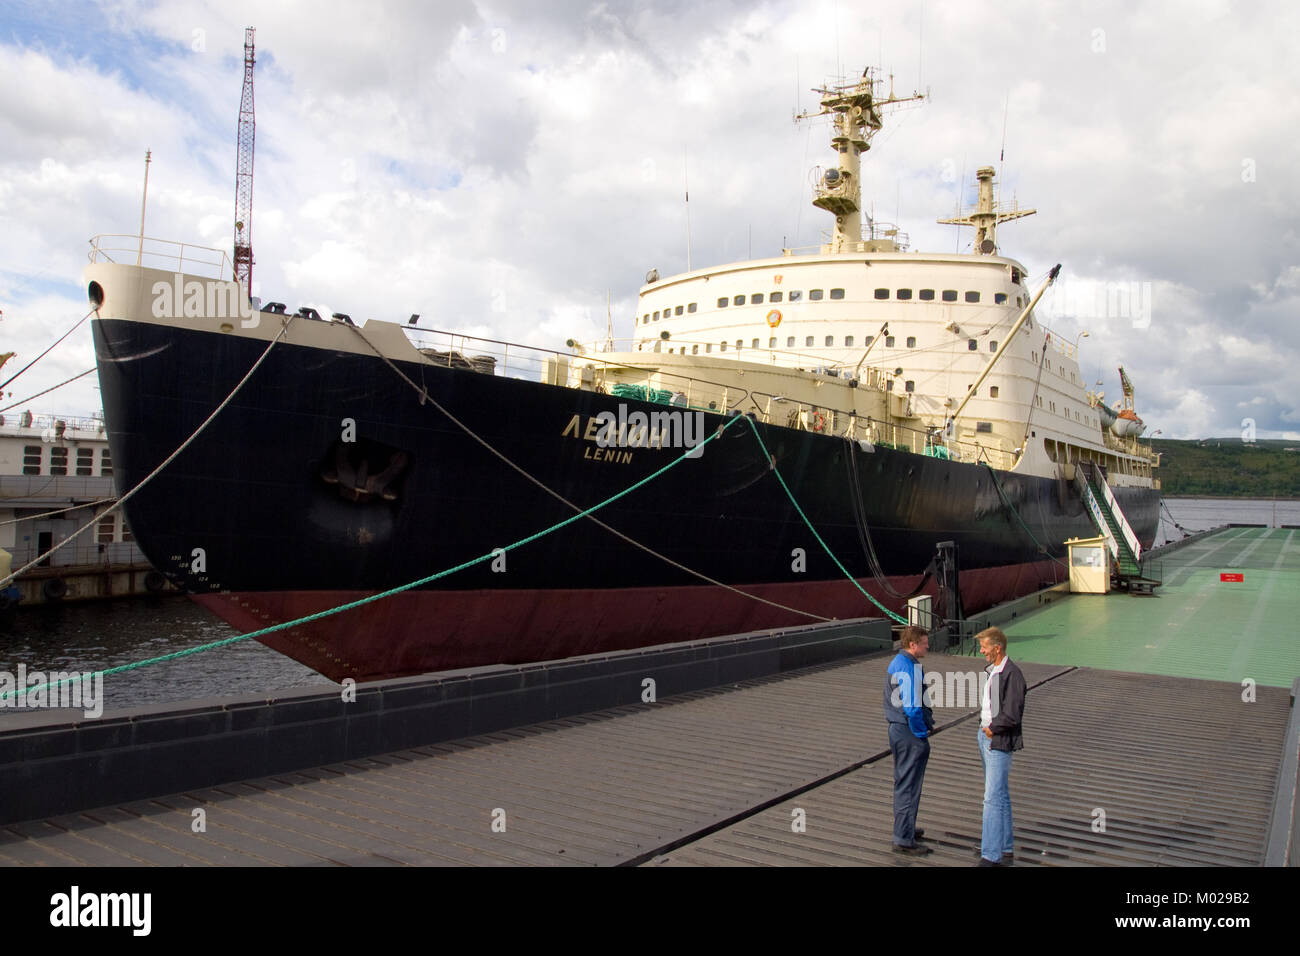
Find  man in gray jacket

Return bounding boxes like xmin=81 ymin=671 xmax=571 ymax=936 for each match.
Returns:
xmin=975 ymin=626 xmax=1026 ymax=866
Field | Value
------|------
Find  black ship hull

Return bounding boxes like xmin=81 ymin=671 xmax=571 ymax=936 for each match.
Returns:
xmin=93 ymin=317 xmax=1160 ymax=680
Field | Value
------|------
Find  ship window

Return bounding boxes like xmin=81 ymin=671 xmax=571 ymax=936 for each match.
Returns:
xmin=653 ymin=311 xmax=660 ymax=320
xmin=688 ymin=302 xmax=697 ymax=313
xmin=642 ymin=314 xmax=649 ymax=324
xmin=866 ymin=336 xmax=874 ymax=346
xmin=706 ymin=343 xmax=713 ymax=353
xmin=675 ymin=305 xmax=684 ymax=316
xmin=692 ymin=345 xmax=699 ymax=354
xmin=23 ymin=444 xmax=41 ymax=475
xmin=770 ymin=291 xmax=783 ymax=303
xmin=788 ymin=290 xmax=803 ymax=302
xmin=653 ymin=341 xmax=662 ymax=353
xmin=990 ymin=386 xmax=1000 ymax=398
xmin=752 ymin=338 xmax=759 ymax=348
xmin=100 ymin=449 xmax=113 ymax=477
xmin=989 ymin=340 xmax=998 ymax=351
xmin=719 ymin=342 xmax=726 ymax=351
xmin=769 ymin=337 xmax=776 ymax=347
xmin=717 ymin=297 xmax=728 ymax=308
xmin=942 ymin=290 xmax=958 ymax=302
xmin=1037 ymin=396 xmax=1043 ymax=407
xmin=1032 ymin=351 xmax=1037 ymax=363
xmin=829 ymin=288 xmax=845 ymax=299
xmin=897 ymin=289 xmax=912 ymax=300
xmin=804 ymin=336 xmax=814 ymax=347
xmin=787 ymin=336 xmax=795 ymax=347
xmin=1012 ymin=268 xmax=1023 ymax=284
xmin=845 ymin=335 xmax=855 ymax=347
xmin=885 ymin=336 xmax=895 ymax=348
xmin=77 ymin=448 xmax=94 ymax=476
xmin=752 ymin=293 xmax=765 ymax=304
xmin=968 ymin=339 xmax=978 ymax=350
xmin=735 ymin=339 xmax=742 ymax=350
xmin=809 ymin=289 xmax=824 ymax=300
xmin=886 ymin=379 xmax=894 ymax=391
xmin=995 ymin=293 xmax=1008 ymax=305
xmin=825 ymin=335 xmax=834 ymax=346
xmin=919 ymin=289 xmax=935 ymax=301
xmin=965 ymin=291 xmax=980 ymax=303
xmin=875 ymin=288 xmax=889 ymax=300
xmin=734 ymin=295 xmax=746 ymax=305
xmin=50 ymin=446 xmax=68 ymax=476
xmin=905 ymin=380 xmax=915 ymax=393
xmin=906 ymin=336 xmax=916 ymax=348
xmin=121 ymin=520 xmax=133 ymax=542
xmin=97 ymin=515 xmax=115 ymax=544
xmin=976 ymin=422 xmax=993 ymax=433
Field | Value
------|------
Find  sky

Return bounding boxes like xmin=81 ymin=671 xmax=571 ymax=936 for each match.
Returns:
xmin=0 ymin=0 xmax=1296 ymax=439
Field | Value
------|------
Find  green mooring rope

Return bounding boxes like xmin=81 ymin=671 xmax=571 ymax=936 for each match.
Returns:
xmin=4 ymin=411 xmax=911 ymax=703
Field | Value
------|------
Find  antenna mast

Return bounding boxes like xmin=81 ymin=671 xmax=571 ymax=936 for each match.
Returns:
xmin=233 ymin=26 xmax=256 ymax=294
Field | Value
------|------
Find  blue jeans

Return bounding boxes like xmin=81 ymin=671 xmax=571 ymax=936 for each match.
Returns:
xmin=889 ymin=722 xmax=930 ymax=846
xmin=978 ymin=729 xmax=1014 ymax=861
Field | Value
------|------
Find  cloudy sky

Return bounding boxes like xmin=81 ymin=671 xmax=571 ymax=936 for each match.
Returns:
xmin=0 ymin=0 xmax=1296 ymax=438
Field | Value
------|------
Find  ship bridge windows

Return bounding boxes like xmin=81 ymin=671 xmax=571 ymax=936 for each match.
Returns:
xmin=789 ymin=290 xmax=803 ymax=302
xmin=50 ymin=447 xmax=68 ymax=476
xmin=825 ymin=335 xmax=834 ymax=346
xmin=100 ymin=448 xmax=112 ymax=476
xmin=995 ymin=293 xmax=1008 ymax=305
xmin=875 ymin=288 xmax=890 ymax=300
xmin=675 ymin=305 xmax=684 ymax=315
xmin=77 ymin=448 xmax=94 ymax=476
xmin=734 ymin=295 xmax=746 ymax=305
xmin=865 ymin=335 xmax=874 ymax=346
xmin=770 ymin=291 xmax=783 ymax=303
xmin=885 ymin=335 xmax=896 ymax=347
xmin=830 ymin=288 xmax=845 ymax=299
xmin=968 ymin=339 xmax=978 ymax=350
xmin=897 ymin=289 xmax=912 ymax=300
xmin=845 ymin=335 xmax=855 ymax=347
xmin=1012 ymin=268 xmax=1023 ymax=284
xmin=22 ymin=445 xmax=41 ymax=475
xmin=717 ymin=297 xmax=729 ymax=308
xmin=965 ymin=291 xmax=981 ymax=303
xmin=906 ymin=336 xmax=916 ymax=348
xmin=688 ymin=303 xmax=697 ymax=313
xmin=809 ymin=289 xmax=824 ymax=300
xmin=752 ymin=293 xmax=765 ymax=304
xmin=653 ymin=310 xmax=660 ymax=320
xmin=942 ymin=290 xmax=958 ymax=302
xmin=806 ymin=336 xmax=814 ymax=347
xmin=919 ymin=289 xmax=935 ymax=301
xmin=751 ymin=338 xmax=759 ymax=348
xmin=787 ymin=336 xmax=795 ymax=347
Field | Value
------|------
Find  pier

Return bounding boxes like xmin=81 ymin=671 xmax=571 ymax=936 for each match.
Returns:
xmin=0 ymin=525 xmax=1296 ymax=866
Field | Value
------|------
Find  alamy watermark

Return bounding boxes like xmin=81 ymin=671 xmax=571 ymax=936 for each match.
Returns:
xmin=1039 ymin=275 xmax=1153 ymax=329
xmin=592 ymin=404 xmax=707 ymax=453
xmin=151 ymin=273 xmax=260 ymax=328
xmin=889 ymin=666 xmax=1004 ymax=714
xmin=0 ymin=665 xmax=103 ymax=718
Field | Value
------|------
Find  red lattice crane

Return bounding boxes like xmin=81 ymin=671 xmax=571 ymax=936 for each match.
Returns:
xmin=233 ymin=26 xmax=256 ymax=296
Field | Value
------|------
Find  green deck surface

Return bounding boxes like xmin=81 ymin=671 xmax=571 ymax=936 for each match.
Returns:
xmin=996 ymin=526 xmax=1300 ymax=687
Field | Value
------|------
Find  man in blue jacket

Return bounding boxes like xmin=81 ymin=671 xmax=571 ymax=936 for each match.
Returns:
xmin=883 ymin=626 xmax=935 ymax=855
xmin=975 ymin=626 xmax=1026 ymax=866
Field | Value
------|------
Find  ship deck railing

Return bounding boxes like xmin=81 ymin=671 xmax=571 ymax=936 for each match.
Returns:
xmin=406 ymin=326 xmax=1020 ymax=471
xmin=87 ymin=235 xmax=236 ymax=281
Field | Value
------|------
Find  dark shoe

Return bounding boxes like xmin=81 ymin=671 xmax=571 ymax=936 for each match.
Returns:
xmin=977 ymin=857 xmax=1005 ymax=867
xmin=893 ymin=843 xmax=934 ymax=856
xmin=973 ymin=849 xmax=1013 ymax=861
xmin=914 ymin=828 xmax=925 ymax=839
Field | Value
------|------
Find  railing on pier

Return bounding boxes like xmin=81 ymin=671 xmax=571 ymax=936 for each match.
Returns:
xmin=87 ymin=235 xmax=235 ymax=281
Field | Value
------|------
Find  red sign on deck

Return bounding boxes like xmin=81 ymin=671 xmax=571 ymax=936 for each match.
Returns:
xmin=1220 ymin=572 xmax=1244 ymax=582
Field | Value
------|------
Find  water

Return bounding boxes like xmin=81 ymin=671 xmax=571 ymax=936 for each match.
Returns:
xmin=0 ymin=496 xmax=1294 ymax=716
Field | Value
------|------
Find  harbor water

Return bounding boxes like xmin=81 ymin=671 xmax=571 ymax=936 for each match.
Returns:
xmin=1 ymin=496 xmax=1295 ymax=713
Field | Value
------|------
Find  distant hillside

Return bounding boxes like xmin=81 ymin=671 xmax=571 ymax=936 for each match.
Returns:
xmin=1152 ymin=438 xmax=1300 ymax=497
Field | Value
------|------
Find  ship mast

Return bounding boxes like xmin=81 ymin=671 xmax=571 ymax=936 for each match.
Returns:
xmin=936 ymin=166 xmax=1035 ymax=255
xmin=795 ymin=70 xmax=924 ymax=253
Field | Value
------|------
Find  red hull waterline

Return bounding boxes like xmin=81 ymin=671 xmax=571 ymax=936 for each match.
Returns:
xmin=192 ymin=560 xmax=1064 ymax=683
